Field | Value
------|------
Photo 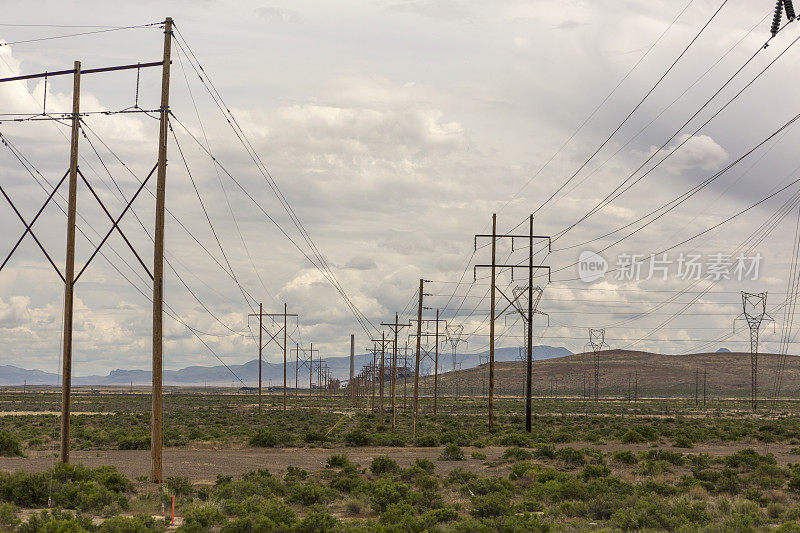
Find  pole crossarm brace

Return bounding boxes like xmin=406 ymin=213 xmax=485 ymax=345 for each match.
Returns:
xmin=474 ymin=264 xmax=551 ymax=283
xmin=475 ymin=234 xmax=551 ymax=253
xmin=74 ymin=167 xmax=156 ymax=281
xmin=0 ymin=61 xmax=165 ymax=84
xmin=0 ymin=168 xmax=69 ymax=281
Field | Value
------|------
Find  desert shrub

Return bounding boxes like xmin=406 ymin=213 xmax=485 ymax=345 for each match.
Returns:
xmin=621 ymin=429 xmax=647 ymax=444
xmin=214 ymin=469 xmax=282 ymax=502
xmin=369 ymin=478 xmax=411 ymax=513
xmin=510 ymin=462 xmax=536 ymax=480
xmin=326 ymin=454 xmax=350 ymax=469
xmin=440 ymin=443 xmax=465 ymax=461
xmin=248 ymin=428 xmax=288 ymax=448
xmin=470 ymin=491 xmax=513 ymax=518
xmin=555 ymin=447 xmax=585 ymax=466
xmin=414 ymin=458 xmax=435 ymax=474
xmin=0 ymin=503 xmax=18 ymax=531
xmin=610 ymin=498 xmax=710 ymax=530
xmin=0 ymin=463 xmax=131 ymax=512
xmin=415 ymin=433 xmax=439 ymax=447
xmin=284 ymin=465 xmax=308 ymax=485
xmin=501 ymin=446 xmax=532 ymax=462
xmin=287 ymin=482 xmax=335 ymax=506
xmin=166 ymin=476 xmax=193 ymax=498
xmin=580 ymin=464 xmax=611 ymax=480
xmin=422 ymin=505 xmax=459 ymax=524
xmin=0 ymin=431 xmax=23 ymax=457
xmin=673 ymin=434 xmax=694 ymax=448
xmin=18 ymin=510 xmax=94 ymax=533
xmin=640 ymin=449 xmax=684 ymax=466
xmin=344 ymin=428 xmax=370 ymax=446
xmin=99 ymin=514 xmax=167 ymax=532
xmin=496 ymin=432 xmax=532 ymax=447
xmin=179 ymin=504 xmax=226 ymax=531
xmin=294 ymin=505 xmax=339 ymax=533
xmin=371 ymin=455 xmax=400 ymax=476
xmin=532 ymin=444 xmax=555 ymax=459
xmin=725 ymin=448 xmax=775 ymax=469
xmin=472 ymin=451 xmax=487 ymax=460
xmin=612 ymin=450 xmax=638 ymax=465
xmin=118 ymin=434 xmax=150 ymax=450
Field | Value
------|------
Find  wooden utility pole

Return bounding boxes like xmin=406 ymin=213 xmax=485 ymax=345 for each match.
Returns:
xmin=258 ymin=303 xmax=263 ymax=413
xmin=488 ymin=214 xmax=497 ymax=431
xmin=412 ymin=278 xmax=424 ymax=438
xmin=248 ymin=304 xmax=296 ymax=411
xmin=350 ymin=334 xmax=355 ymax=406
xmin=60 ymin=60 xmax=81 ymax=465
xmin=381 ymin=314 xmax=411 ymax=430
xmin=379 ymin=332 xmax=385 ymax=423
xmin=474 ymin=214 xmax=550 ymax=432
xmin=309 ymin=343 xmax=313 ymax=408
xmin=151 ymin=17 xmax=173 ymax=484
xmin=295 ymin=342 xmax=299 ymax=404
xmin=434 ymin=309 xmax=440 ymax=415
xmin=525 ymin=215 xmax=534 ymax=431
xmin=403 ymin=342 xmax=408 ymax=408
xmin=283 ymin=303 xmax=287 ymax=410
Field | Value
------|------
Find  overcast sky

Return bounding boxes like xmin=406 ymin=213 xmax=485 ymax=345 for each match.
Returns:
xmin=1 ymin=0 xmax=800 ymax=377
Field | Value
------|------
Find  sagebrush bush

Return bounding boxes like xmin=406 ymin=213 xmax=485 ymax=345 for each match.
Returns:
xmin=440 ymin=443 xmax=465 ymax=461
xmin=0 ymin=431 xmax=23 ymax=457
xmin=371 ymin=455 xmax=400 ymax=476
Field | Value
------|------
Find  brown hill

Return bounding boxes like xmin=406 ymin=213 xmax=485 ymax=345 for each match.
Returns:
xmin=416 ymin=350 xmax=800 ymax=399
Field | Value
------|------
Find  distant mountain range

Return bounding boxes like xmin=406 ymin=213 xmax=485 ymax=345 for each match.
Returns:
xmin=0 ymin=345 xmax=572 ymax=386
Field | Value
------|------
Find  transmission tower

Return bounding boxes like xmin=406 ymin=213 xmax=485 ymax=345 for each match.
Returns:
xmin=735 ymin=292 xmax=773 ymax=411
xmin=588 ymin=328 xmax=608 ymax=402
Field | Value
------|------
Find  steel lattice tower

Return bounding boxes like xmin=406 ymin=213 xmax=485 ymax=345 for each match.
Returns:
xmin=588 ymin=328 xmax=607 ymax=402
xmin=736 ymin=292 xmax=773 ymax=412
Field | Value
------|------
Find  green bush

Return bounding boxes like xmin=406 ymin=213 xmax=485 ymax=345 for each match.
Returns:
xmin=371 ymin=455 xmax=400 ymax=476
xmin=118 ymin=434 xmax=149 ymax=450
xmin=18 ymin=509 xmax=94 ymax=533
xmin=555 ymin=447 xmax=585 ymax=466
xmin=287 ymin=482 xmax=335 ymax=506
xmin=248 ymin=428 xmax=287 ymax=447
xmin=166 ymin=476 xmax=193 ymax=497
xmin=98 ymin=514 xmax=167 ymax=532
xmin=326 ymin=454 xmax=350 ymax=468
xmin=612 ymin=450 xmax=638 ymax=465
xmin=501 ymin=446 xmax=532 ymax=462
xmin=369 ymin=478 xmax=411 ymax=513
xmin=621 ymin=429 xmax=646 ymax=444
xmin=0 ymin=431 xmax=23 ymax=457
xmin=295 ymin=505 xmax=339 ymax=533
xmin=470 ymin=491 xmax=513 ymax=518
xmin=673 ymin=434 xmax=694 ymax=448
xmin=415 ymin=433 xmax=440 ymax=447
xmin=344 ymin=428 xmax=370 ymax=446
xmin=414 ymin=458 xmax=435 ymax=474
xmin=440 ymin=443 xmax=465 ymax=461
xmin=179 ymin=504 xmax=226 ymax=531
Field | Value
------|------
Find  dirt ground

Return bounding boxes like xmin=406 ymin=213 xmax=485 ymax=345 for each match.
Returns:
xmin=2 ymin=440 xmax=796 ymax=485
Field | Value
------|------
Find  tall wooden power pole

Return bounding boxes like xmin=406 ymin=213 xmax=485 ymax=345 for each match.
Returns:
xmin=258 ymin=303 xmax=263 ymax=412
xmin=350 ymin=334 xmax=355 ymax=406
xmin=474 ymin=214 xmax=550 ymax=431
xmin=381 ymin=314 xmax=411 ymax=430
xmin=412 ymin=279 xmax=424 ymax=438
xmin=151 ymin=17 xmax=173 ymax=484
xmin=60 ymin=60 xmax=81 ymax=465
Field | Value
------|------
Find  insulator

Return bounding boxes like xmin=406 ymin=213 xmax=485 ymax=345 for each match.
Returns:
xmin=772 ymin=0 xmax=783 ymax=35
xmin=786 ymin=0 xmax=796 ymax=21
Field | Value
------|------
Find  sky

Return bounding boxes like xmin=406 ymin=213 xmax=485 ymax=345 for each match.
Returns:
xmin=1 ymin=0 xmax=800 ymax=378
